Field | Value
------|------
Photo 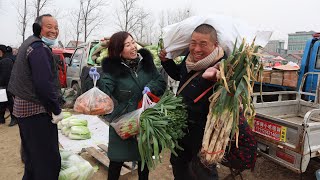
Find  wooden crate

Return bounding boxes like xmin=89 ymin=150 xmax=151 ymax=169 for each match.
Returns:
xmin=84 ymin=144 xmax=137 ymax=177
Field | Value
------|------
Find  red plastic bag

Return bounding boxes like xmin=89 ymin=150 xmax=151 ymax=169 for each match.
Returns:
xmin=137 ymin=92 xmax=160 ymax=108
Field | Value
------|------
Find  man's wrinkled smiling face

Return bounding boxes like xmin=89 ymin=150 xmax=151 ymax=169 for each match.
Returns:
xmin=40 ymin=16 xmax=59 ymax=40
xmin=189 ymin=32 xmax=216 ymax=62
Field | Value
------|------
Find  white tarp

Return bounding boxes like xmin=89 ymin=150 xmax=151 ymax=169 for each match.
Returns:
xmin=162 ymin=15 xmax=273 ymax=59
xmin=58 ymin=114 xmax=109 ymax=154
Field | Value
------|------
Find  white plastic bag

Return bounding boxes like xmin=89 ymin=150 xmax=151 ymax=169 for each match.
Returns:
xmin=162 ymin=14 xmax=272 ymax=59
xmin=111 ymin=94 xmax=156 ymax=139
xmin=0 ymin=89 xmax=8 ymax=102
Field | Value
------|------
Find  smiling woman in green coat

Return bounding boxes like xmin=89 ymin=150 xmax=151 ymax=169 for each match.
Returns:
xmin=98 ymin=31 xmax=166 ymax=180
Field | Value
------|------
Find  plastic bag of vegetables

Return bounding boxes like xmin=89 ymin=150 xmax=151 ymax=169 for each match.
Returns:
xmin=59 ymin=149 xmax=94 ymax=180
xmin=111 ymin=93 xmax=158 ymax=140
xmin=74 ymin=68 xmax=114 ymax=115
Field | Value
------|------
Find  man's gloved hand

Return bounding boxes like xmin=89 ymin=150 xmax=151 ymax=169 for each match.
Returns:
xmin=51 ymin=112 xmax=64 ymax=124
xmin=142 ymin=87 xmax=151 ymax=95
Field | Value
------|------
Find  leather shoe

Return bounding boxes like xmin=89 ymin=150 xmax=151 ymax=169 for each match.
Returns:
xmin=9 ymin=118 xmax=17 ymax=127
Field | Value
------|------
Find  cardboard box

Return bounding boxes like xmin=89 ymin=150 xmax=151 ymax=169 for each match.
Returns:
xmin=271 ymin=70 xmax=284 ymax=79
xmin=258 ymin=70 xmax=271 ymax=83
xmin=283 ymin=80 xmax=297 ymax=87
xmin=282 ymin=71 xmax=298 ymax=87
xmin=283 ymin=71 xmax=298 ymax=80
xmin=270 ymin=77 xmax=283 ymax=85
xmin=270 ymin=70 xmax=283 ymax=85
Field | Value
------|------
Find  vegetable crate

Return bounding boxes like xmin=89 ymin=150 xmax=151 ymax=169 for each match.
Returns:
xmin=84 ymin=144 xmax=137 ymax=176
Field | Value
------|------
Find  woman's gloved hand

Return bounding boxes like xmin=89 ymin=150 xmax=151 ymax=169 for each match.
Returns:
xmin=142 ymin=87 xmax=150 ymax=95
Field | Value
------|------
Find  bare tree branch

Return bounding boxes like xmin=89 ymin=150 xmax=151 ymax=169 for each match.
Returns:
xmin=14 ymin=0 xmax=30 ymax=42
xmin=33 ymin=0 xmax=51 ymax=18
xmin=116 ymin=0 xmax=139 ymax=32
xmin=115 ymin=0 xmax=154 ymax=43
xmin=81 ymin=0 xmax=107 ymax=42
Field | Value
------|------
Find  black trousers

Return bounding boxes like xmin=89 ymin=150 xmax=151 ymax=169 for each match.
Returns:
xmin=108 ymin=161 xmax=149 ymax=180
xmin=17 ymin=113 xmax=61 ymax=180
xmin=0 ymin=90 xmax=14 ymax=122
xmin=170 ymin=124 xmax=218 ymax=180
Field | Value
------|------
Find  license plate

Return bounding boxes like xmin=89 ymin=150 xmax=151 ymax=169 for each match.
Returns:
xmin=253 ymin=118 xmax=287 ymax=142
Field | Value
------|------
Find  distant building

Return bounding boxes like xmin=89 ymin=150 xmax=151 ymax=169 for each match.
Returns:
xmin=263 ymin=40 xmax=285 ymax=54
xmin=287 ymin=31 xmax=315 ymax=55
xmin=260 ymin=51 xmax=289 ymax=68
xmin=284 ymin=54 xmax=302 ymax=65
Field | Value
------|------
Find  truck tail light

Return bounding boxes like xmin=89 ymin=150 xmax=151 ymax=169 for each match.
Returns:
xmin=276 ymin=151 xmax=295 ymax=164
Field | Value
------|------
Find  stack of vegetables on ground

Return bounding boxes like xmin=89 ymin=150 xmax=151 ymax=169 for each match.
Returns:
xmin=200 ymin=39 xmax=262 ymax=166
xmin=59 ymin=149 xmax=94 ymax=180
xmin=58 ymin=115 xmax=91 ymax=140
xmin=138 ymin=91 xmax=188 ymax=170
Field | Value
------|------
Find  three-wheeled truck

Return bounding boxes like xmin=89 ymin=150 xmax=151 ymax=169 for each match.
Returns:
xmin=252 ymin=72 xmax=320 ymax=173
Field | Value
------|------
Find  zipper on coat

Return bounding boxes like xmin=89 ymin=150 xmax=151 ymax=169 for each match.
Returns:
xmin=121 ymin=62 xmax=138 ymax=78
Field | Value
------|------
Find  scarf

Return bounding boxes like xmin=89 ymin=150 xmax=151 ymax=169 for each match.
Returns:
xmin=185 ymin=46 xmax=224 ymax=72
xmin=122 ymin=56 xmax=140 ymax=72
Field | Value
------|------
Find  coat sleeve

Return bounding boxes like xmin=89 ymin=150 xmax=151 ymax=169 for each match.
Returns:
xmin=161 ymin=59 xmax=183 ymax=81
xmin=144 ymin=60 xmax=167 ymax=97
xmin=28 ymin=46 xmax=61 ymax=115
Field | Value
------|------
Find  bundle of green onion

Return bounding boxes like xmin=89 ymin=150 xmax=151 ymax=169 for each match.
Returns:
xmin=200 ymin=38 xmax=262 ymax=165
xmin=138 ymin=91 xmax=188 ymax=170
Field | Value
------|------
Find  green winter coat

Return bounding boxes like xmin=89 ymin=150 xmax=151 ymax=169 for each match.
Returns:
xmin=98 ymin=48 xmax=166 ymax=162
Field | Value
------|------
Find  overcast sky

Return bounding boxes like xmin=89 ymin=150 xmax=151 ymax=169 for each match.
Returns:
xmin=0 ymin=0 xmax=319 ymax=47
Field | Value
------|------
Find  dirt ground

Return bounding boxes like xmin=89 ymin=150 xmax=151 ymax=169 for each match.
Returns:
xmin=1 ymin=113 xmax=319 ymax=180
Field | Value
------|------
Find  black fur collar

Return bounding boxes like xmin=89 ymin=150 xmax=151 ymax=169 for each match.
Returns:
xmin=101 ymin=48 xmax=154 ymax=77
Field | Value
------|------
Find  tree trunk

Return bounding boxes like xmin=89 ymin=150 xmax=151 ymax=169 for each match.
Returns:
xmin=36 ymin=0 xmax=40 ymax=17
xmin=22 ymin=0 xmax=27 ymax=41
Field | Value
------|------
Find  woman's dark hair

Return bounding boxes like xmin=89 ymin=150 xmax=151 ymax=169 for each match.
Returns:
xmin=108 ymin=31 xmax=133 ymax=58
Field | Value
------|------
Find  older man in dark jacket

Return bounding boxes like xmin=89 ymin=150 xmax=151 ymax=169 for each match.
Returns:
xmin=8 ymin=14 xmax=63 ymax=180
xmin=0 ymin=44 xmax=16 ymax=126
xmin=159 ymin=24 xmax=225 ymax=180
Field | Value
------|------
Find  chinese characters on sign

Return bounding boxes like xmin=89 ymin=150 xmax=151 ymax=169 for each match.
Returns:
xmin=253 ymin=118 xmax=287 ymax=142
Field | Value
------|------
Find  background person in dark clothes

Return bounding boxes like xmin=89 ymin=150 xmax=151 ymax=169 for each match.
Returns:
xmin=5 ymin=46 xmax=17 ymax=62
xmin=8 ymin=14 xmax=63 ymax=180
xmin=159 ymin=24 xmax=224 ymax=180
xmin=0 ymin=44 xmax=17 ymax=126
